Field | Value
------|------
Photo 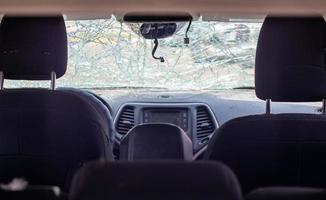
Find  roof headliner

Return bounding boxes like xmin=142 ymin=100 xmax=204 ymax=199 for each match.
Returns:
xmin=0 ymin=0 xmax=325 ymax=20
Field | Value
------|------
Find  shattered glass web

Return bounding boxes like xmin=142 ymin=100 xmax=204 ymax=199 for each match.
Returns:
xmin=5 ymin=17 xmax=262 ymax=90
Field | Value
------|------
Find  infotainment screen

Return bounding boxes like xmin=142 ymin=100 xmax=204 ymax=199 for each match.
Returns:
xmin=151 ymin=111 xmax=181 ymax=124
xmin=143 ymin=108 xmax=188 ymax=131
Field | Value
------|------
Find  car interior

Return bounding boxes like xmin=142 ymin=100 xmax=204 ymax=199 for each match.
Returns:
xmin=1 ymin=0 xmax=326 ymax=199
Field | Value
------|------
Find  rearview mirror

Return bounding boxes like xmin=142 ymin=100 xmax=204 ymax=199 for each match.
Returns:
xmin=140 ymin=23 xmax=177 ymax=39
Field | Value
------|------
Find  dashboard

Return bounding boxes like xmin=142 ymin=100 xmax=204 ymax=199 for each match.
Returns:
xmin=100 ymin=90 xmax=321 ymax=157
xmin=114 ymin=102 xmax=218 ymax=153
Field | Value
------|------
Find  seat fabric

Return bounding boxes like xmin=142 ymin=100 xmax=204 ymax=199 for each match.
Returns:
xmin=0 ymin=185 xmax=66 ymax=200
xmin=246 ymin=187 xmax=326 ymax=200
xmin=0 ymin=16 xmax=67 ymax=80
xmin=69 ymin=161 xmax=243 ymax=200
xmin=206 ymin=114 xmax=326 ymax=193
xmin=255 ymin=16 xmax=326 ymax=102
xmin=205 ymin=16 xmax=326 ymax=194
xmin=0 ymin=89 xmax=114 ymax=191
xmin=0 ymin=15 xmax=115 ymax=192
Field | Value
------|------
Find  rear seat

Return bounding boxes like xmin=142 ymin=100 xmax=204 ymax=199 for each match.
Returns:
xmin=69 ymin=161 xmax=242 ymax=200
xmin=0 ymin=183 xmax=65 ymax=200
xmin=246 ymin=187 xmax=326 ymax=200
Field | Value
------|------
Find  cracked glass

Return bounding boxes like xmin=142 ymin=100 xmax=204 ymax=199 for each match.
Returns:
xmin=5 ymin=16 xmax=262 ymax=91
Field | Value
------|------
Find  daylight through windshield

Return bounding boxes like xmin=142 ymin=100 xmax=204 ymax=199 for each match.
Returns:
xmin=5 ymin=16 xmax=262 ymax=90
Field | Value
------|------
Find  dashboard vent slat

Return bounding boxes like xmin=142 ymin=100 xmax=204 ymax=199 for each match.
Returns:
xmin=196 ymin=106 xmax=215 ymax=144
xmin=116 ymin=105 xmax=135 ymax=135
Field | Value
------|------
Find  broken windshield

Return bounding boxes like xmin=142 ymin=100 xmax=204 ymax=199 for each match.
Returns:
xmin=5 ymin=16 xmax=262 ymax=90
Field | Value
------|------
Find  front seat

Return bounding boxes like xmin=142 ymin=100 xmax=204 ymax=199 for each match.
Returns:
xmin=0 ymin=15 xmax=114 ymax=192
xmin=205 ymin=16 xmax=326 ymax=193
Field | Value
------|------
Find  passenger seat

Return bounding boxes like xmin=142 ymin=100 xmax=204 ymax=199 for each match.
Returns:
xmin=0 ymin=15 xmax=114 ymax=192
xmin=205 ymin=16 xmax=326 ymax=193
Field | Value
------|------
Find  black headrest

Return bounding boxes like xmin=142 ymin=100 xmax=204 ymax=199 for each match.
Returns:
xmin=70 ymin=161 xmax=243 ymax=200
xmin=0 ymin=15 xmax=67 ymax=80
xmin=119 ymin=123 xmax=193 ymax=160
xmin=255 ymin=16 xmax=326 ymax=102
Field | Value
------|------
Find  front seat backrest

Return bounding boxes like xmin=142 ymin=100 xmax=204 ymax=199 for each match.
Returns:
xmin=70 ymin=161 xmax=243 ymax=200
xmin=205 ymin=16 xmax=326 ymax=193
xmin=0 ymin=16 xmax=114 ymax=192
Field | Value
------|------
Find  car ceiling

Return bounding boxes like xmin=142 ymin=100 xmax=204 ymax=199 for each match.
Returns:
xmin=0 ymin=0 xmax=325 ymax=20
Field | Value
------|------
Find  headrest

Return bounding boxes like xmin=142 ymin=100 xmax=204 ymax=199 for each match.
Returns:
xmin=119 ymin=123 xmax=193 ymax=160
xmin=246 ymin=187 xmax=326 ymax=200
xmin=70 ymin=161 xmax=243 ymax=200
xmin=255 ymin=16 xmax=326 ymax=102
xmin=0 ymin=15 xmax=67 ymax=80
xmin=0 ymin=184 xmax=62 ymax=200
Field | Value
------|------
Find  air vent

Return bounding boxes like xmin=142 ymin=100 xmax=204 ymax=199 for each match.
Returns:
xmin=196 ymin=106 xmax=215 ymax=144
xmin=116 ymin=105 xmax=135 ymax=135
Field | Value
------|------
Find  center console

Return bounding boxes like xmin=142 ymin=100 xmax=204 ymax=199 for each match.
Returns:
xmin=143 ymin=108 xmax=189 ymax=132
xmin=115 ymin=103 xmax=218 ymax=153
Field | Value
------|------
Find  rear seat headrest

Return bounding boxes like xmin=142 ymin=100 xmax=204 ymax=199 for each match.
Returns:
xmin=0 ymin=184 xmax=63 ymax=200
xmin=255 ymin=16 xmax=326 ymax=102
xmin=119 ymin=123 xmax=193 ymax=160
xmin=70 ymin=161 xmax=243 ymax=200
xmin=246 ymin=187 xmax=326 ymax=200
xmin=0 ymin=15 xmax=67 ymax=80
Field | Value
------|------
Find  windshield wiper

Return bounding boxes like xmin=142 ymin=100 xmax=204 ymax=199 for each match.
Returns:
xmin=232 ymin=86 xmax=255 ymax=90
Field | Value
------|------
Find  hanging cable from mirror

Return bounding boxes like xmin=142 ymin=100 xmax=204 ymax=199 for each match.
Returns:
xmin=184 ymin=17 xmax=192 ymax=44
xmin=151 ymin=24 xmax=164 ymax=62
xmin=152 ymin=38 xmax=164 ymax=62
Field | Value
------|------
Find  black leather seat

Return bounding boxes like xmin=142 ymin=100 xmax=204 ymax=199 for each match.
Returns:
xmin=119 ymin=123 xmax=193 ymax=160
xmin=0 ymin=16 xmax=114 ymax=192
xmin=205 ymin=16 xmax=326 ymax=193
xmin=69 ymin=161 xmax=243 ymax=200
xmin=246 ymin=187 xmax=326 ymax=200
